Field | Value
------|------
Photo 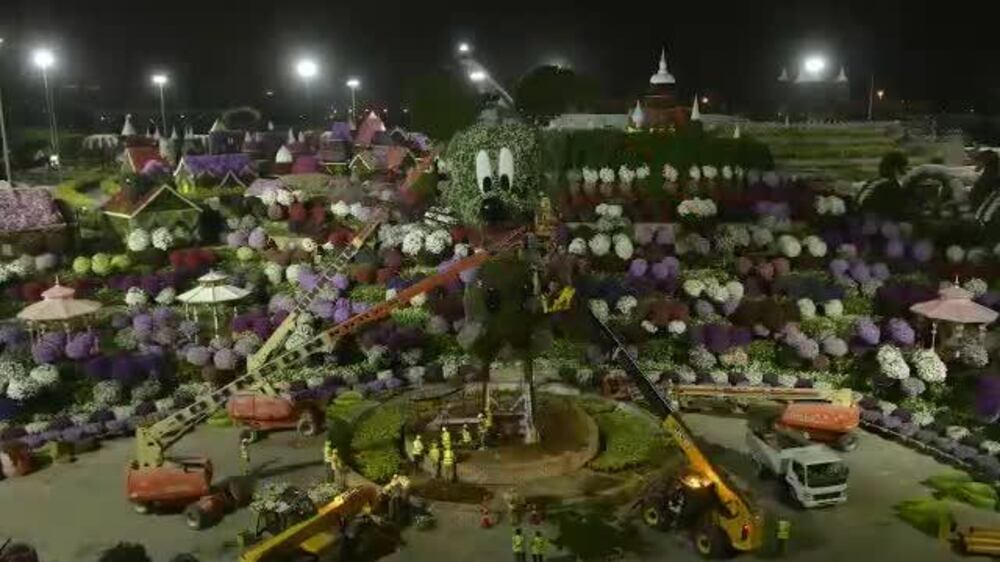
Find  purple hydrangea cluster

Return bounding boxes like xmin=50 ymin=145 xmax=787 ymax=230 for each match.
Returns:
xmin=886 ymin=318 xmax=916 ymax=346
xmin=911 ymin=239 xmax=934 ymax=263
xmin=855 ymin=317 xmax=881 ymax=346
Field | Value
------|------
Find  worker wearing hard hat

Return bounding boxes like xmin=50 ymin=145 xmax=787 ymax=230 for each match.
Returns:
xmin=411 ymin=434 xmax=425 ymax=469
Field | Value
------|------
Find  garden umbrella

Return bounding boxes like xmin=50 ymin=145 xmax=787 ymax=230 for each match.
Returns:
xmin=17 ymin=282 xmax=102 ymax=323
xmin=910 ymin=284 xmax=998 ymax=346
xmin=176 ymin=270 xmax=250 ymax=334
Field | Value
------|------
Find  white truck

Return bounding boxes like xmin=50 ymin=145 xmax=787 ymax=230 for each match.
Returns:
xmin=746 ymin=427 xmax=849 ymax=508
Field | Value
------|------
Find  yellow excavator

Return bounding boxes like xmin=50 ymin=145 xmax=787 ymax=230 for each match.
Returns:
xmin=588 ymin=309 xmax=764 ymax=558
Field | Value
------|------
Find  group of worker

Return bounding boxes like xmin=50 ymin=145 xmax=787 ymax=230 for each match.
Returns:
xmin=411 ymin=421 xmax=482 ymax=481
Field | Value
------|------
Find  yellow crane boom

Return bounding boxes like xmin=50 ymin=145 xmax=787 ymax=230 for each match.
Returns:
xmin=588 ymin=310 xmax=763 ymax=555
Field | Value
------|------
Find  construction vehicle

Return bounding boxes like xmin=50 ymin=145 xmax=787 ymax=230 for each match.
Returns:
xmin=125 ymin=226 xmax=524 ymax=524
xmin=672 ymin=384 xmax=861 ymax=452
xmin=240 ymin=485 xmax=380 ymax=562
xmin=225 ymin=394 xmax=323 ymax=442
xmin=600 ymin=377 xmax=861 ymax=452
xmin=589 ymin=311 xmax=764 ymax=558
xmin=746 ymin=425 xmax=849 ymax=508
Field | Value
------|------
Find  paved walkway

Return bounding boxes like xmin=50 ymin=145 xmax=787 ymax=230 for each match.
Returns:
xmin=1 ymin=413 xmax=997 ymax=561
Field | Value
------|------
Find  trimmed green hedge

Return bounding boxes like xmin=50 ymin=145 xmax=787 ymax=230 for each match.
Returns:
xmin=581 ymin=399 xmax=670 ymax=472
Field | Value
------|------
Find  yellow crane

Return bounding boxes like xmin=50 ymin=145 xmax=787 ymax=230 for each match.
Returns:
xmin=589 ymin=310 xmax=764 ymax=558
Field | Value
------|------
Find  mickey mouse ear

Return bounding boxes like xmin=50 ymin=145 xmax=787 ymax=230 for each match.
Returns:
xmin=499 ymin=147 xmax=514 ymax=191
xmin=476 ymin=150 xmax=493 ymax=194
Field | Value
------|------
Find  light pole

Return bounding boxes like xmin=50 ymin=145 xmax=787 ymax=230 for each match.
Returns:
xmin=346 ymin=78 xmax=360 ymax=121
xmin=151 ymin=73 xmax=168 ymax=134
xmin=467 ymin=68 xmax=514 ymax=107
xmin=0 ymin=38 xmax=13 ymax=182
xmin=295 ymin=58 xmax=318 ymax=126
xmin=33 ymin=48 xmax=58 ymax=160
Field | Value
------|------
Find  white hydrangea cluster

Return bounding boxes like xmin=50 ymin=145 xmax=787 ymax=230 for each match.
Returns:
xmin=912 ymin=410 xmax=935 ymax=427
xmin=677 ymin=198 xmax=718 ymax=218
xmin=777 ymin=235 xmax=801 ymax=258
xmin=945 ymin=245 xmax=966 ymax=263
xmin=588 ymin=233 xmax=611 ymax=256
xmin=877 ymin=344 xmax=910 ymax=380
xmin=702 ymin=165 xmax=718 ymax=180
xmin=616 ymin=295 xmax=638 ymax=317
xmin=777 ymin=374 xmax=798 ymax=388
xmin=662 ymin=164 xmax=679 ymax=182
xmin=981 ymin=440 xmax=1000 ymax=455
xmin=127 ymin=229 xmax=151 ymax=252
xmin=946 ymin=425 xmax=970 ymax=441
xmin=797 ymin=298 xmax=817 ymax=319
xmin=803 ymin=236 xmax=827 ymax=257
xmin=612 ymin=233 xmax=634 ymax=260
xmin=668 ymin=320 xmax=687 ymax=335
xmin=641 ymin=320 xmax=658 ymax=333
xmin=963 ymin=278 xmax=988 ymax=297
xmin=579 ymin=168 xmax=598 ymax=185
xmin=683 ymin=279 xmax=705 ymax=298
xmin=125 ymin=287 xmax=148 ymax=307
xmin=285 ymin=264 xmax=303 ymax=285
xmin=722 ymin=165 xmax=733 ymax=180
xmin=635 ymin=164 xmax=650 ymax=180
xmin=331 ymin=200 xmax=351 ymax=218
xmin=424 ymin=229 xmax=452 ymax=255
xmin=618 ymin=165 xmax=635 ymax=185
xmin=275 ymin=189 xmax=295 ymax=207
xmin=453 ymin=243 xmax=470 ymax=259
xmin=264 ymin=262 xmax=283 ymax=286
xmin=815 ymin=195 xmax=847 ymax=216
xmin=599 ymin=167 xmax=615 ymax=184
xmin=688 ymin=165 xmax=702 ymax=181
xmin=588 ymin=299 xmax=610 ymax=323
xmin=402 ymin=229 xmax=426 ymax=256
xmin=912 ymin=348 xmax=947 ymax=383
xmin=151 ymin=227 xmax=173 ymax=251
xmin=29 ymin=364 xmax=59 ymax=386
xmin=568 ymin=238 xmax=587 ymax=256
xmin=823 ymin=299 xmax=844 ymax=317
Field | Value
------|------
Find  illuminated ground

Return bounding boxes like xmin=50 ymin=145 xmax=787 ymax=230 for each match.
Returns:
xmin=1 ymin=416 xmax=996 ymax=561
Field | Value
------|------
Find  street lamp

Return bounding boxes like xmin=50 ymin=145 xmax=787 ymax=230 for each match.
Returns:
xmin=0 ymin=37 xmax=13 ymax=182
xmin=803 ymin=55 xmax=827 ymax=77
xmin=468 ymin=70 xmax=487 ymax=83
xmin=32 ymin=48 xmax=59 ymax=162
xmin=457 ymin=42 xmax=471 ymax=55
xmin=877 ymin=89 xmax=885 ymax=100
xmin=346 ymin=78 xmax=360 ymax=120
xmin=151 ymin=73 xmax=169 ymax=134
xmin=295 ymin=58 xmax=319 ymax=125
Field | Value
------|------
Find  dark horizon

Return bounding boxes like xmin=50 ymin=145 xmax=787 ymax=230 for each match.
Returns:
xmin=2 ymin=0 xmax=999 ymax=132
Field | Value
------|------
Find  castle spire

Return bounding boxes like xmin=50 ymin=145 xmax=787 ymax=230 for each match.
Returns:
xmin=690 ymin=96 xmax=701 ymax=121
xmin=630 ymin=100 xmax=645 ymax=128
xmin=835 ymin=65 xmax=848 ymax=82
xmin=777 ymin=67 xmax=789 ymax=82
xmin=649 ymin=47 xmax=676 ymax=85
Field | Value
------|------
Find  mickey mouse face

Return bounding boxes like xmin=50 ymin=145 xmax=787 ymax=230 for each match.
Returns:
xmin=475 ymin=147 xmax=515 ymax=224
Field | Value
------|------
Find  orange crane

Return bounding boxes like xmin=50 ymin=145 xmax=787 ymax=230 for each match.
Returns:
xmin=125 ymin=227 xmax=523 ymax=526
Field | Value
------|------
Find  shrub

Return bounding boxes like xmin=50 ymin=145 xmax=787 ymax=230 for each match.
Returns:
xmin=354 ymin=447 xmax=401 ymax=483
xmin=588 ymin=409 xmax=669 ymax=472
xmin=351 ymin=405 xmax=405 ymax=450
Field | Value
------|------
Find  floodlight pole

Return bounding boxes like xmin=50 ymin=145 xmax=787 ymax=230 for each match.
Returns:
xmin=0 ymin=76 xmax=12 ymax=183
xmin=867 ymin=74 xmax=874 ymax=121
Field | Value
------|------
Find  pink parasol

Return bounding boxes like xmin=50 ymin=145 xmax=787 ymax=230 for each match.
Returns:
xmin=16 ymin=282 xmax=103 ymax=323
xmin=910 ymin=284 xmax=998 ymax=347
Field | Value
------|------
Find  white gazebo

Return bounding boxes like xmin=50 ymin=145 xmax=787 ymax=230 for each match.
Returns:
xmin=176 ymin=271 xmax=250 ymax=334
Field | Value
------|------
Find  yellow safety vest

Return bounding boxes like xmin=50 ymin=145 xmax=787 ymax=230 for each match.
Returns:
xmin=412 ymin=438 xmax=424 ymax=456
xmin=777 ymin=520 xmax=791 ymax=540
xmin=531 ymin=536 xmax=547 ymax=555
xmin=443 ymin=450 xmax=455 ymax=467
xmin=461 ymin=428 xmax=473 ymax=444
xmin=428 ymin=447 xmax=440 ymax=463
xmin=442 ymin=430 xmax=452 ymax=447
xmin=512 ymin=535 xmax=524 ymax=553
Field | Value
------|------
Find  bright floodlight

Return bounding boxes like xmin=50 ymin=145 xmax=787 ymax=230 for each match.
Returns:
xmin=877 ymin=89 xmax=885 ymax=100
xmin=469 ymin=70 xmax=487 ymax=83
xmin=346 ymin=78 xmax=360 ymax=89
xmin=803 ymin=55 xmax=826 ymax=75
xmin=296 ymin=59 xmax=318 ymax=79
xmin=33 ymin=49 xmax=55 ymax=70
xmin=458 ymin=42 xmax=471 ymax=54
xmin=151 ymin=74 xmax=168 ymax=86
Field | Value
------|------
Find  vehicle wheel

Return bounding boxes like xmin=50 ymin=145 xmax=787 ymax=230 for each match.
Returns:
xmin=297 ymin=412 xmax=319 ymax=436
xmin=227 ymin=477 xmax=254 ymax=508
xmin=692 ymin=520 xmax=729 ymax=559
xmin=835 ymin=432 xmax=859 ymax=452
xmin=642 ymin=504 xmax=663 ymax=528
xmin=132 ymin=502 xmax=151 ymax=515
xmin=185 ymin=504 xmax=208 ymax=530
xmin=781 ymin=484 xmax=803 ymax=510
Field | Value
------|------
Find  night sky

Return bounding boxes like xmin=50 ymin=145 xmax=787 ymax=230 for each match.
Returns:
xmin=2 ymin=0 xmax=999 ymax=129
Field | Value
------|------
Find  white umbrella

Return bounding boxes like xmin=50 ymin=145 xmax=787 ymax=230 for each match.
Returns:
xmin=910 ymin=284 xmax=998 ymax=346
xmin=177 ymin=271 xmax=250 ymax=333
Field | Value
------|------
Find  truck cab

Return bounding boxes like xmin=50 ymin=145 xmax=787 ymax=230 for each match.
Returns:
xmin=782 ymin=447 xmax=849 ymax=508
xmin=746 ymin=428 xmax=849 ymax=509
